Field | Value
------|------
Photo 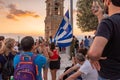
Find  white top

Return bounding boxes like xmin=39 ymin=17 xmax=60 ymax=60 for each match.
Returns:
xmin=76 ymin=63 xmax=81 ymax=67
xmin=79 ymin=60 xmax=98 ymax=80
xmin=88 ymin=38 xmax=93 ymax=47
xmin=14 ymin=46 xmax=19 ymax=52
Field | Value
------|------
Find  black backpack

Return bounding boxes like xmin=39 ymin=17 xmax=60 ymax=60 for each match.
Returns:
xmin=2 ymin=55 xmax=14 ymax=80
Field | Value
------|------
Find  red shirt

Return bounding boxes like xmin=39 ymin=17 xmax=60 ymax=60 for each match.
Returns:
xmin=49 ymin=50 xmax=59 ymax=59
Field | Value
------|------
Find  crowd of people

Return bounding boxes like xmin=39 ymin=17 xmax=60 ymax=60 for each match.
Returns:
xmin=0 ymin=36 xmax=61 ymax=80
xmin=0 ymin=0 xmax=120 ymax=80
xmin=0 ymin=35 xmax=97 ymax=80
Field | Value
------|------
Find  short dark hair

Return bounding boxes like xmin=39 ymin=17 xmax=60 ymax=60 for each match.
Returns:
xmin=50 ymin=42 xmax=55 ymax=51
xmin=21 ymin=36 xmax=34 ymax=51
xmin=0 ymin=36 xmax=5 ymax=41
xmin=111 ymin=0 xmax=120 ymax=7
xmin=85 ymin=36 xmax=87 ymax=38
xmin=79 ymin=48 xmax=88 ymax=56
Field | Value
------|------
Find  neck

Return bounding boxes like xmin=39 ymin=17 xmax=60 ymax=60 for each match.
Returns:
xmin=109 ymin=5 xmax=120 ymax=16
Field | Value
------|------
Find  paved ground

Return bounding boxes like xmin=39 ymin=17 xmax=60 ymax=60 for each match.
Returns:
xmin=43 ymin=52 xmax=72 ymax=80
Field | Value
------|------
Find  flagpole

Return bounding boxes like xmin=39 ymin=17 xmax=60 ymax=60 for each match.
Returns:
xmin=70 ymin=0 xmax=73 ymax=33
xmin=66 ymin=0 xmax=73 ymax=58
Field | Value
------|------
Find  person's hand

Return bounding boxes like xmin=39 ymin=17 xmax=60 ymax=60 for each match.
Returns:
xmin=91 ymin=1 xmax=103 ymax=17
xmin=90 ymin=57 xmax=107 ymax=71
xmin=90 ymin=60 xmax=101 ymax=71
xmin=58 ymin=74 xmax=64 ymax=80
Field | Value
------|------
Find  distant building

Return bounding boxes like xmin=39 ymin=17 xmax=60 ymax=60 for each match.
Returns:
xmin=45 ymin=0 xmax=64 ymax=40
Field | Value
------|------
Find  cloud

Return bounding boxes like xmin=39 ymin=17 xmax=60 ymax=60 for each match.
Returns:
xmin=7 ymin=4 xmax=40 ymax=20
xmin=0 ymin=6 xmax=3 ymax=9
xmin=0 ymin=0 xmax=4 ymax=10
xmin=6 ymin=14 xmax=18 ymax=21
xmin=0 ymin=0 xmax=4 ymax=4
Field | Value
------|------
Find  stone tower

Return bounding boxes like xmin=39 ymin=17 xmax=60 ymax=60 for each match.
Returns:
xmin=45 ymin=0 xmax=64 ymax=40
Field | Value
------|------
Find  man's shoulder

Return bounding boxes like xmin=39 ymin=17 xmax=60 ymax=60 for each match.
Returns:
xmin=104 ymin=13 xmax=120 ymax=22
xmin=35 ymin=54 xmax=46 ymax=62
xmin=36 ymin=54 xmax=46 ymax=59
xmin=34 ymin=54 xmax=46 ymax=66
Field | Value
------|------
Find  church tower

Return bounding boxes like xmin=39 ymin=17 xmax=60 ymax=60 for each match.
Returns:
xmin=45 ymin=0 xmax=64 ymax=40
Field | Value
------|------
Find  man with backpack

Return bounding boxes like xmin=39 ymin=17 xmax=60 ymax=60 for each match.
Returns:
xmin=13 ymin=36 xmax=46 ymax=80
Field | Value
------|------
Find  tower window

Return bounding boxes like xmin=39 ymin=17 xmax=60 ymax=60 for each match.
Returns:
xmin=54 ymin=2 xmax=60 ymax=15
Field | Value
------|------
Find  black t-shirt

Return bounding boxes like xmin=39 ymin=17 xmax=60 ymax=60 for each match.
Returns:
xmin=96 ymin=13 xmax=120 ymax=79
xmin=0 ymin=54 xmax=6 ymax=73
xmin=0 ymin=52 xmax=15 ymax=74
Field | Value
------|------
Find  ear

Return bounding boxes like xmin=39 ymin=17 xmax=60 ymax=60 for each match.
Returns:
xmin=32 ymin=45 xmax=35 ymax=49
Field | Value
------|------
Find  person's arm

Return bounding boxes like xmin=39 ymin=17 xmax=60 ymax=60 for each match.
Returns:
xmin=87 ymin=36 xmax=108 ymax=61
xmin=42 ymin=47 xmax=49 ymax=60
xmin=66 ymin=70 xmax=82 ymax=80
xmin=87 ymin=37 xmax=108 ymax=70
xmin=58 ymin=65 xmax=80 ymax=80
xmin=32 ymin=42 xmax=40 ymax=53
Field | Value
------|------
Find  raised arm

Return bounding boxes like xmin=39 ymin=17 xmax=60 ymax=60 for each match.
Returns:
xmin=87 ymin=37 xmax=108 ymax=61
xmin=58 ymin=65 xmax=80 ymax=80
xmin=66 ymin=70 xmax=82 ymax=80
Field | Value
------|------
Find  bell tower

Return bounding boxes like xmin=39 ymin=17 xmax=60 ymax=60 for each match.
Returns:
xmin=45 ymin=0 xmax=64 ymax=40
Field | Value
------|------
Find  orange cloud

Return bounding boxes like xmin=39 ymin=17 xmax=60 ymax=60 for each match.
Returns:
xmin=0 ymin=0 xmax=4 ymax=10
xmin=7 ymin=4 xmax=40 ymax=20
xmin=6 ymin=14 xmax=18 ymax=21
xmin=0 ymin=6 xmax=3 ymax=9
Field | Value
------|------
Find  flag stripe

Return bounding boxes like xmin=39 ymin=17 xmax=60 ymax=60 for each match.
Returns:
xmin=54 ymin=10 xmax=72 ymax=47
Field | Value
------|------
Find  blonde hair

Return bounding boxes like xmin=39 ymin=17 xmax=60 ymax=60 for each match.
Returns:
xmin=3 ymin=38 xmax=15 ymax=55
xmin=5 ymin=38 xmax=15 ymax=49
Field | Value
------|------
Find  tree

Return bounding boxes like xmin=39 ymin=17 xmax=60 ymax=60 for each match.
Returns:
xmin=76 ymin=0 xmax=101 ymax=32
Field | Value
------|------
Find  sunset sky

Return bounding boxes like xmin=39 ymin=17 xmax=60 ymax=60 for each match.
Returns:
xmin=0 ymin=0 xmax=93 ymax=37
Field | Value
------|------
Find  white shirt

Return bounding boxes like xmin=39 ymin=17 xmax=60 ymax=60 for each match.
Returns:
xmin=76 ymin=63 xmax=81 ymax=67
xmin=79 ymin=60 xmax=98 ymax=80
xmin=14 ymin=46 xmax=19 ymax=52
xmin=88 ymin=38 xmax=93 ymax=47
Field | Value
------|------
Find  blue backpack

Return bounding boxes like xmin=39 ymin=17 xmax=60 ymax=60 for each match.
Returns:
xmin=14 ymin=54 xmax=38 ymax=80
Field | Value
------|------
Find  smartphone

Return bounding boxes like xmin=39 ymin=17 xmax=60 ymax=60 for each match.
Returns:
xmin=39 ymin=37 xmax=44 ymax=43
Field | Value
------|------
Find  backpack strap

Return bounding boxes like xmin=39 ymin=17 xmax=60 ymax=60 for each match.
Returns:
xmin=20 ymin=53 xmax=37 ymax=62
xmin=19 ymin=53 xmax=38 ymax=75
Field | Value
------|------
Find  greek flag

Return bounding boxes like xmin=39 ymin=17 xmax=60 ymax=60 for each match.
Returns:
xmin=54 ymin=10 xmax=73 ymax=47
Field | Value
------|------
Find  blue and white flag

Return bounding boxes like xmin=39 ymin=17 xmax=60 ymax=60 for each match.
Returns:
xmin=54 ymin=10 xmax=73 ymax=47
